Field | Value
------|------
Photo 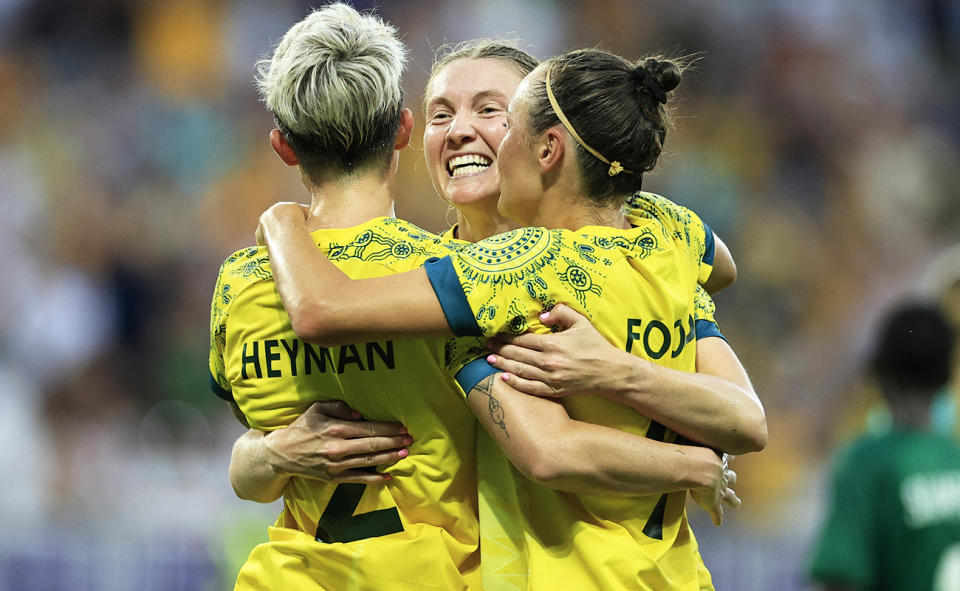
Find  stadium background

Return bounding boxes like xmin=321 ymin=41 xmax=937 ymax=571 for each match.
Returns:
xmin=1 ymin=0 xmax=958 ymax=589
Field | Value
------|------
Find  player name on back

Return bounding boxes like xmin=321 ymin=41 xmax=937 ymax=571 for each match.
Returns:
xmin=239 ymin=338 xmax=396 ymax=379
xmin=901 ymin=470 xmax=960 ymax=528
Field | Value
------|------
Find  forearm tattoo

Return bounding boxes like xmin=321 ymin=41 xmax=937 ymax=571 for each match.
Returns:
xmin=475 ymin=374 xmax=509 ymax=439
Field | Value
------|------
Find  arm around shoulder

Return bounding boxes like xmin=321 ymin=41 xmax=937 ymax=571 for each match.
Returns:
xmin=259 ymin=203 xmax=454 ymax=346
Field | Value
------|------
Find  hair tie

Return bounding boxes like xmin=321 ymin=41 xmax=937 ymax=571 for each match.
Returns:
xmin=635 ymin=66 xmax=667 ymax=104
xmin=545 ymin=65 xmax=632 ymax=177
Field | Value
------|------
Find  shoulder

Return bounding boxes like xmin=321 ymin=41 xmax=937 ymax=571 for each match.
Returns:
xmin=453 ymin=226 xmax=635 ymax=288
xmin=623 ymin=192 xmax=698 ymax=228
xmin=455 ymin=227 xmax=563 ymax=279
xmin=625 ymin=192 xmax=706 ymax=242
xmin=624 ymin=191 xmax=690 ymax=217
xmin=831 ymin=433 xmax=892 ymax=477
xmin=212 ymin=245 xmax=274 ymax=317
xmin=317 ymin=217 xmax=462 ymax=271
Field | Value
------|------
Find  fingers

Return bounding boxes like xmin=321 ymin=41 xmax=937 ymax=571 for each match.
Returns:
xmin=486 ymin=341 xmax=548 ymax=366
xmin=720 ymin=462 xmax=742 ymax=508
xmin=485 ymin=353 xmax=549 ymax=383
xmin=540 ymin=304 xmax=588 ymax=330
xmin=709 ymin=501 xmax=723 ymax=526
xmin=722 ymin=488 xmax=742 ymax=509
xmin=353 ymin=418 xmax=408 ymax=438
xmin=496 ymin=372 xmax=559 ymax=398
xmin=489 ymin=332 xmax=547 ymax=352
xmin=328 ymin=470 xmax=394 ymax=485
xmin=333 ymin=446 xmax=410 ymax=470
xmin=309 ymin=414 xmax=408 ymax=439
xmin=262 ymin=202 xmax=310 ymax=226
xmin=725 ymin=468 xmax=738 ymax=487
xmin=309 ymin=400 xmax=360 ymax=421
xmin=331 ymin=435 xmax=412 ymax=460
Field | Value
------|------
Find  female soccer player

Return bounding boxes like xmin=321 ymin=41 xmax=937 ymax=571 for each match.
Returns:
xmin=257 ymin=48 xmax=765 ymax=590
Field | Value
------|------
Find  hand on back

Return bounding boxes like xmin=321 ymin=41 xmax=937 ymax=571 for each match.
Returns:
xmin=264 ymin=400 xmax=412 ymax=485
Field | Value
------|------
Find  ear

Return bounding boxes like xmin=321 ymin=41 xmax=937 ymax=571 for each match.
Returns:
xmin=536 ymin=126 xmax=565 ymax=174
xmin=394 ymin=108 xmax=414 ymax=150
xmin=270 ymin=129 xmax=300 ymax=166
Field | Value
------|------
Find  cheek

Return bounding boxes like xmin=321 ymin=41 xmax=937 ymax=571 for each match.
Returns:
xmin=422 ymin=128 xmax=444 ymax=168
xmin=483 ymin=120 xmax=509 ymax=153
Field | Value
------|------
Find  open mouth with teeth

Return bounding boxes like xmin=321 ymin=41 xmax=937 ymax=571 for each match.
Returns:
xmin=447 ymin=154 xmax=493 ymax=178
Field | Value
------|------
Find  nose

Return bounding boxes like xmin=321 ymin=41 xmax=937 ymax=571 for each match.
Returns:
xmin=446 ymin=111 xmax=477 ymax=145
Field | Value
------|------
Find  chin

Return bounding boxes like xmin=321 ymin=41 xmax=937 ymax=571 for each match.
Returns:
xmin=446 ymin=188 xmax=500 ymax=209
xmin=496 ymin=200 xmax=532 ymax=227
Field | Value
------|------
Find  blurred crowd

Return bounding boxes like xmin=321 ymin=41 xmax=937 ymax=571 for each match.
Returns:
xmin=1 ymin=0 xmax=958 ymax=589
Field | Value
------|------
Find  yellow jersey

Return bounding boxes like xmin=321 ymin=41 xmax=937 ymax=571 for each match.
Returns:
xmin=209 ymin=217 xmax=481 ymax=590
xmin=423 ymin=206 xmax=720 ymax=590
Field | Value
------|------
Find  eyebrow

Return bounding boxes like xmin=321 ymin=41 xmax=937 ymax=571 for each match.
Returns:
xmin=473 ymin=90 xmax=510 ymax=103
xmin=426 ymin=89 xmax=511 ymax=111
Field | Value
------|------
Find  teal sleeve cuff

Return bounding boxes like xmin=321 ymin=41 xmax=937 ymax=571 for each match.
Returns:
xmin=423 ymin=256 xmax=483 ymax=337
xmin=695 ymin=319 xmax=726 ymax=341
xmin=702 ymin=220 xmax=716 ymax=266
xmin=209 ymin=371 xmax=233 ymax=402
xmin=455 ymin=357 xmax=500 ymax=395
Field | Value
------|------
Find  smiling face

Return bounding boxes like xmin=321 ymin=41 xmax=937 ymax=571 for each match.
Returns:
xmin=423 ymin=58 xmax=526 ymax=211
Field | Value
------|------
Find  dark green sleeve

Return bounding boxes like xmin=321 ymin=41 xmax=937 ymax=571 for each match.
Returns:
xmin=808 ymin=443 xmax=877 ymax=588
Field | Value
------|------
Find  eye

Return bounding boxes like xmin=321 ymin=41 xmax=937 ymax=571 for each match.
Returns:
xmin=479 ymin=103 xmax=505 ymax=116
xmin=429 ymin=109 xmax=452 ymax=123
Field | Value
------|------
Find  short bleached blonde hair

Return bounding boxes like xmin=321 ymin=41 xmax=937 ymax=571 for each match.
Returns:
xmin=255 ymin=3 xmax=407 ymax=178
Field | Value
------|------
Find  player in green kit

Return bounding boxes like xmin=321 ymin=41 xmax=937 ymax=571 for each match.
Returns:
xmin=258 ymin=48 xmax=767 ymax=590
xmin=809 ymin=303 xmax=960 ymax=591
xmin=213 ymin=9 xmax=753 ymax=590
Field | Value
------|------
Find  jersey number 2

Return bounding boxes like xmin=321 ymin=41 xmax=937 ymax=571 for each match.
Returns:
xmin=315 ymin=483 xmax=404 ymax=543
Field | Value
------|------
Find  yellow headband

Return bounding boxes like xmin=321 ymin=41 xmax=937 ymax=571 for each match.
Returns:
xmin=544 ymin=66 xmax=632 ymax=177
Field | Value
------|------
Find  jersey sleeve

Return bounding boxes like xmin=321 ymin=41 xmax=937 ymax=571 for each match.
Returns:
xmin=693 ymin=285 xmax=725 ymax=341
xmin=423 ymin=228 xmax=590 ymax=339
xmin=208 ymin=260 xmax=234 ymax=402
xmin=624 ymin=193 xmax=715 ymax=286
xmin=808 ymin=444 xmax=877 ymax=588
xmin=442 ymin=337 xmax=499 ymax=398
xmin=207 ymin=246 xmax=272 ymax=404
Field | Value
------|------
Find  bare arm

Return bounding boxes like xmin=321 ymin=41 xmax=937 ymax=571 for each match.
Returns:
xmin=702 ymin=233 xmax=737 ymax=294
xmin=230 ymin=429 xmax=290 ymax=503
xmin=466 ymin=374 xmax=739 ymax=525
xmin=229 ymin=401 xmax=411 ymax=503
xmin=487 ymin=304 xmax=767 ymax=455
xmin=259 ymin=202 xmax=451 ymax=345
